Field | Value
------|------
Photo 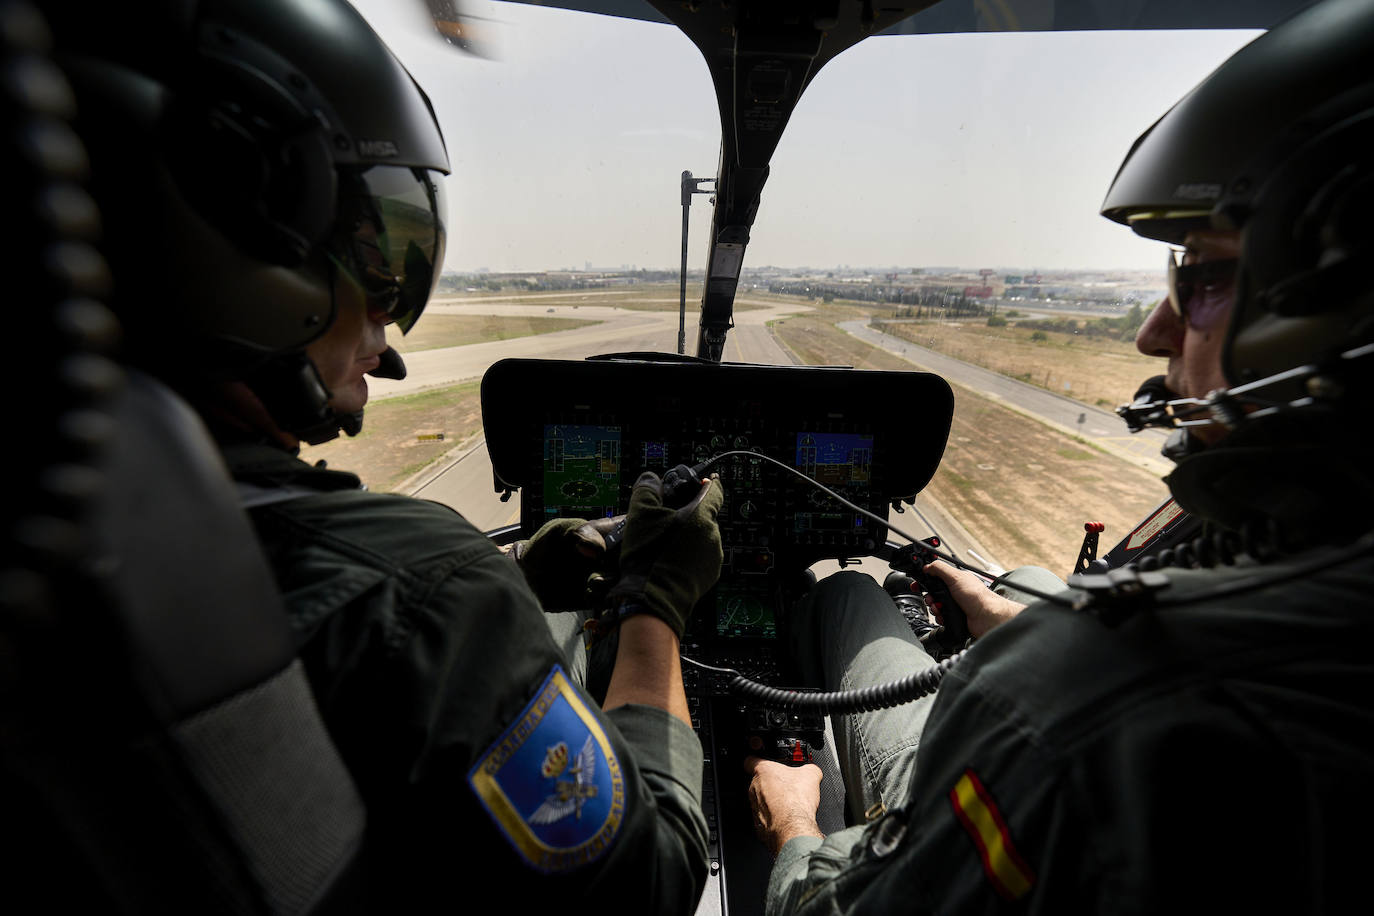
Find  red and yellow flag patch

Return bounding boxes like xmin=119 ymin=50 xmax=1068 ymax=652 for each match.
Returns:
xmin=949 ymin=768 xmax=1035 ymax=900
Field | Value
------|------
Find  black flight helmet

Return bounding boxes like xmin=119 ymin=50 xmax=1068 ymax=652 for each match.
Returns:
xmin=54 ymin=0 xmax=450 ymax=439
xmin=1100 ymin=0 xmax=1374 ymax=410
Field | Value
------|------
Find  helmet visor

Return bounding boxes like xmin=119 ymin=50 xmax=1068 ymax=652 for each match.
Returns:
xmin=330 ymin=165 xmax=447 ymax=334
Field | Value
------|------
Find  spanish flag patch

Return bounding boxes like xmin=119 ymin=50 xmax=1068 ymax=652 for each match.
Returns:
xmin=949 ymin=768 xmax=1035 ymax=900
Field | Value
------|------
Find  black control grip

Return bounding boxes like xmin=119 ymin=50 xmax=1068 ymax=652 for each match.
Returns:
xmin=915 ymin=566 xmax=970 ymax=649
xmin=888 ymin=537 xmax=972 ymax=657
xmin=764 ymin=735 xmax=816 ymax=767
xmin=604 ymin=461 xmax=705 ymax=556
xmin=745 ymin=704 xmax=825 ymax=767
xmin=602 ymin=518 xmax=626 ymax=554
xmin=661 ymin=461 xmax=710 ymax=508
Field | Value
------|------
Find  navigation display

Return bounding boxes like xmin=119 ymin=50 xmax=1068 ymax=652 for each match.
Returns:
xmin=542 ymin=424 xmax=622 ymax=520
xmin=793 ymin=431 xmax=874 ymax=532
xmin=714 ymin=582 xmax=777 ymax=639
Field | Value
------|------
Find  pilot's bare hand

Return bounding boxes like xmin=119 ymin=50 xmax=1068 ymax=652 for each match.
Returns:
xmin=923 ymin=559 xmax=1026 ymax=638
xmin=743 ymin=756 xmax=824 ymax=857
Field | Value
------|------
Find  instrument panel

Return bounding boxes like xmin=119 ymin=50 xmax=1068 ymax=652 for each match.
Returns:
xmin=481 ymin=355 xmax=954 ymax=642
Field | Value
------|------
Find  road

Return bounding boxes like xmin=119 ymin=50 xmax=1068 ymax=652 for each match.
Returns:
xmin=385 ymin=299 xmax=1165 ymax=575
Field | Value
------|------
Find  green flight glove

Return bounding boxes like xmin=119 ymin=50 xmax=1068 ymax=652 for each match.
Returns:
xmin=605 ymin=471 xmax=725 ymax=639
xmin=510 ymin=515 xmax=622 ymax=609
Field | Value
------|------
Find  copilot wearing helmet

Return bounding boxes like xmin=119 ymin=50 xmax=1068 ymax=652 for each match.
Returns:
xmin=56 ymin=0 xmax=448 ymax=445
xmin=1101 ymin=0 xmax=1374 ymax=552
xmin=1105 ymin=0 xmax=1374 ymax=451
xmin=744 ymin=3 xmax=1374 ymax=914
xmin=50 ymin=1 xmax=721 ymax=912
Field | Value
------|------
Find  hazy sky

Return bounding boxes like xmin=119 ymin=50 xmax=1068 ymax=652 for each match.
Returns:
xmin=346 ymin=0 xmax=1259 ymax=274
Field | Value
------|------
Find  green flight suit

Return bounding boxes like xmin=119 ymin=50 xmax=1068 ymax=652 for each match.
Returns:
xmin=223 ymin=443 xmax=708 ymax=914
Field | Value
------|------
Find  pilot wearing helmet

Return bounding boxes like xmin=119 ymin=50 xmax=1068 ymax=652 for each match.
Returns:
xmin=51 ymin=0 xmax=721 ymax=911
xmin=745 ymin=0 xmax=1374 ymax=912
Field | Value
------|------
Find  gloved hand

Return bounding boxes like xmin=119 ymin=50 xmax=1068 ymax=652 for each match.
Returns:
xmin=605 ymin=471 xmax=724 ymax=639
xmin=508 ymin=515 xmax=622 ymax=609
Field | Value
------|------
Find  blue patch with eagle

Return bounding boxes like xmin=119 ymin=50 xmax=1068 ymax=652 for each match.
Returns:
xmin=469 ymin=665 xmax=626 ymax=872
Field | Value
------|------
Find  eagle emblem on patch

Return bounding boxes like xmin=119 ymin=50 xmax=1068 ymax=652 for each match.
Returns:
xmin=469 ymin=665 xmax=626 ymax=872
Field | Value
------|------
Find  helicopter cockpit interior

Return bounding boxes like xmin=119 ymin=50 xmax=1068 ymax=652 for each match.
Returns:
xmin=7 ymin=0 xmax=1322 ymax=914
xmin=462 ymin=6 xmax=1315 ymax=912
xmin=466 ymin=3 xmax=1316 ymax=912
xmin=480 ymin=353 xmax=955 ymax=911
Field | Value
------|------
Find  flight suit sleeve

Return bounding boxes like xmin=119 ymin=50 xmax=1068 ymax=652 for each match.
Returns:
xmin=282 ymin=513 xmax=708 ymax=912
xmin=604 ymin=703 xmax=711 ymax=911
xmin=764 ymin=830 xmax=855 ymax=916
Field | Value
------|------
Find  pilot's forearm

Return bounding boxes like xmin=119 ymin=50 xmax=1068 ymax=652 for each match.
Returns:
xmin=602 ymin=614 xmax=691 ymax=726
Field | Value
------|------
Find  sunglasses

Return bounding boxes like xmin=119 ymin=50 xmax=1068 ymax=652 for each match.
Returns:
xmin=1167 ymin=248 xmax=1239 ymax=330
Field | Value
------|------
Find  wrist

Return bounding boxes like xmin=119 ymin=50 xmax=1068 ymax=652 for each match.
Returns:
xmin=979 ymin=596 xmax=1026 ymax=635
xmin=585 ymin=598 xmax=663 ymax=638
xmin=768 ymin=815 xmax=824 ymax=857
xmin=591 ymin=588 xmax=688 ymax=640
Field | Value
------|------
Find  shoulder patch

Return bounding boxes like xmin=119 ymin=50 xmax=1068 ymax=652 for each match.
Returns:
xmin=949 ymin=768 xmax=1035 ymax=901
xmin=469 ymin=665 xmax=626 ymax=872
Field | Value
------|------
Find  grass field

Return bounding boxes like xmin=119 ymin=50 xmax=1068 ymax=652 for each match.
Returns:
xmin=300 ymin=381 xmax=483 ymax=493
xmin=389 ymin=313 xmax=599 ymax=352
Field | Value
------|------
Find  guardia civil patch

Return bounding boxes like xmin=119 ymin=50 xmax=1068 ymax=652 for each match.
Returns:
xmin=469 ymin=665 xmax=626 ymax=872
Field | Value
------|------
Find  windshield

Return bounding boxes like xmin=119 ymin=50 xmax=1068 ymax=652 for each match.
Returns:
xmin=309 ymin=0 xmax=1258 ymax=577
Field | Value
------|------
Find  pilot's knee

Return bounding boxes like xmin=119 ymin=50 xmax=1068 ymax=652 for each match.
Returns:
xmin=811 ymin=569 xmax=882 ymax=603
xmin=808 ymin=571 xmax=893 ymax=627
xmin=993 ymin=565 xmax=1067 ymax=604
xmin=792 ymin=569 xmax=871 ymax=628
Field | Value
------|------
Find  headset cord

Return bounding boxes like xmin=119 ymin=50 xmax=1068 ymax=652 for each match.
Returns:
xmin=681 ymin=651 xmax=966 ymax=715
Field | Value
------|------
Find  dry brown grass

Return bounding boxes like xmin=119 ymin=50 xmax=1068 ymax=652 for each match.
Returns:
xmin=925 ymin=393 xmax=1169 ymax=574
xmin=299 ymin=381 xmax=482 ymax=493
xmin=874 ymin=318 xmax=1160 ymax=411
xmin=390 ymin=314 xmax=598 ymax=353
xmin=771 ymin=312 xmax=913 ymax=370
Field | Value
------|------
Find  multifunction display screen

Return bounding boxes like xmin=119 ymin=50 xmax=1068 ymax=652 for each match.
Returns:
xmin=542 ymin=424 xmax=621 ymax=520
xmin=714 ymin=581 xmax=777 ymax=640
xmin=793 ymin=431 xmax=874 ymax=533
